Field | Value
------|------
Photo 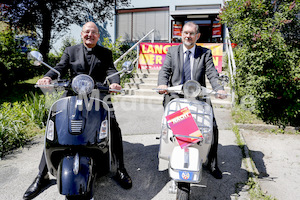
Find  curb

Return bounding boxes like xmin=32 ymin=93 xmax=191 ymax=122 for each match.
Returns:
xmin=239 ymin=128 xmax=259 ymax=176
xmin=235 ymin=126 xmax=262 ymax=198
xmin=236 ymin=123 xmax=298 ymax=134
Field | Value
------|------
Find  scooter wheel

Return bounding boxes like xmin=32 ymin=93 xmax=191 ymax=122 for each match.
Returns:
xmin=176 ymin=182 xmax=190 ymax=200
xmin=65 ymin=193 xmax=93 ymax=200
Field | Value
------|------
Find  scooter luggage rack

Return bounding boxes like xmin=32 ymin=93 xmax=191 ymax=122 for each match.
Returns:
xmin=166 ymin=98 xmax=213 ymax=135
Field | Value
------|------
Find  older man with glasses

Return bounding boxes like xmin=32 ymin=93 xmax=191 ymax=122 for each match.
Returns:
xmin=23 ymin=21 xmax=132 ymax=200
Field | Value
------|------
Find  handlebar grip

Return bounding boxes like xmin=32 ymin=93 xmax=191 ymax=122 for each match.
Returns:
xmin=35 ymin=82 xmax=69 ymax=88
xmin=109 ymin=89 xmax=123 ymax=93
xmin=97 ymin=85 xmax=110 ymax=91
xmin=34 ymin=84 xmax=55 ymax=88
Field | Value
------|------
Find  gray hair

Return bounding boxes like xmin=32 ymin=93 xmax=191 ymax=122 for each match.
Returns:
xmin=183 ymin=21 xmax=200 ymax=33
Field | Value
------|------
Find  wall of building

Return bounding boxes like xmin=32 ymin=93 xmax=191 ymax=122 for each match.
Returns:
xmin=118 ymin=0 xmax=223 ymax=12
xmin=116 ymin=0 xmax=224 ymax=43
xmin=51 ymin=0 xmax=224 ymax=53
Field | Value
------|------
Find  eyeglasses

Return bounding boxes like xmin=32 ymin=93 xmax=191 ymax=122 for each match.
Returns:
xmin=82 ymin=30 xmax=99 ymax=35
xmin=183 ymin=31 xmax=197 ymax=36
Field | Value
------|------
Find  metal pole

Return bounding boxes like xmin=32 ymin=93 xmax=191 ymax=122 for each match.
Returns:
xmin=114 ymin=29 xmax=155 ymax=66
xmin=225 ymin=28 xmax=235 ymax=106
xmin=114 ymin=0 xmax=117 ymax=42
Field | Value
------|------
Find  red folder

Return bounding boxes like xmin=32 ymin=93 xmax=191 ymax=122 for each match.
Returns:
xmin=166 ymin=107 xmax=203 ymax=149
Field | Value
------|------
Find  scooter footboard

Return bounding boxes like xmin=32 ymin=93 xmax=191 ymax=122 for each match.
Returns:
xmin=169 ymin=146 xmax=202 ymax=183
xmin=57 ymin=155 xmax=94 ymax=196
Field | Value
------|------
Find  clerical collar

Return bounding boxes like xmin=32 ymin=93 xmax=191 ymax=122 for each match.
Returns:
xmin=86 ymin=47 xmax=93 ymax=52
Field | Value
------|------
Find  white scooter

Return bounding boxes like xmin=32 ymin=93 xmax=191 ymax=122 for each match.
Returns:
xmin=157 ymin=76 xmax=229 ymax=200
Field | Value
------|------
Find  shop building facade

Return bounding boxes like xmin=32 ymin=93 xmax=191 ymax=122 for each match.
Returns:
xmin=115 ymin=0 xmax=226 ymax=44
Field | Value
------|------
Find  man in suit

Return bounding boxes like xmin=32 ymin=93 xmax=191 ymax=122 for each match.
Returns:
xmin=157 ymin=21 xmax=227 ymax=179
xmin=23 ymin=22 xmax=132 ymax=200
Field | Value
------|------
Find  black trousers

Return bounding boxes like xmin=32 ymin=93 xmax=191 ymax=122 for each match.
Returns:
xmin=38 ymin=115 xmax=124 ymax=175
xmin=163 ymin=94 xmax=219 ymax=169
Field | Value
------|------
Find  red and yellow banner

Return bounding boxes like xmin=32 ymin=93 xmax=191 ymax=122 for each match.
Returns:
xmin=198 ymin=43 xmax=223 ymax=73
xmin=138 ymin=42 xmax=223 ymax=72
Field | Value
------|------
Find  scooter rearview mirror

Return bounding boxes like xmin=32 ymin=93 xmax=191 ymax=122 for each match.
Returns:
xmin=105 ymin=61 xmax=133 ymax=85
xmin=122 ymin=61 xmax=133 ymax=72
xmin=27 ymin=51 xmax=61 ymax=80
xmin=28 ymin=51 xmax=43 ymax=66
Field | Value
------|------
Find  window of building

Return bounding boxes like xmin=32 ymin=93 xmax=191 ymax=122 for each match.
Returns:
xmin=117 ymin=7 xmax=169 ymax=42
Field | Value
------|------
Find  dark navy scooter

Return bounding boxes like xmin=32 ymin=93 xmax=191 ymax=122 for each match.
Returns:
xmin=28 ymin=51 xmax=133 ymax=200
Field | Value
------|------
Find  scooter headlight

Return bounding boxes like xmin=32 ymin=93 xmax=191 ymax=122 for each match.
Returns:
xmin=46 ymin=119 xmax=54 ymax=141
xmin=72 ymin=74 xmax=94 ymax=95
xmin=183 ymin=80 xmax=201 ymax=98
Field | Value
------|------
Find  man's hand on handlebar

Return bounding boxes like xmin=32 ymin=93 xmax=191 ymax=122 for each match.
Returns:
xmin=37 ymin=77 xmax=52 ymax=85
xmin=109 ymin=83 xmax=122 ymax=93
xmin=216 ymin=90 xmax=227 ymax=99
xmin=157 ymin=85 xmax=169 ymax=94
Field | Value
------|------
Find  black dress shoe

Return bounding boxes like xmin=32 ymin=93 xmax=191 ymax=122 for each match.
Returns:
xmin=204 ymin=164 xmax=223 ymax=179
xmin=23 ymin=174 xmax=50 ymax=200
xmin=210 ymin=167 xmax=223 ymax=179
xmin=113 ymin=168 xmax=132 ymax=189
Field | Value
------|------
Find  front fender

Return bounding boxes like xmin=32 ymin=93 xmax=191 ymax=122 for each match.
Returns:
xmin=57 ymin=155 xmax=94 ymax=196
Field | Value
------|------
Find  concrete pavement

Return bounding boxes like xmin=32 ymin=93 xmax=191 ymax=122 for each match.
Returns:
xmin=241 ymin=129 xmax=300 ymax=200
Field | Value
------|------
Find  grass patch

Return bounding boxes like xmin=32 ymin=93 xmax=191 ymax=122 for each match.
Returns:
xmin=0 ymin=81 xmax=43 ymax=104
xmin=233 ymin=105 xmax=300 ymax=135
xmin=23 ymin=75 xmax=43 ymax=85
xmin=0 ymin=90 xmax=47 ymax=157
xmin=266 ymin=128 xmax=300 ymax=135
xmin=232 ymin=105 xmax=263 ymax=124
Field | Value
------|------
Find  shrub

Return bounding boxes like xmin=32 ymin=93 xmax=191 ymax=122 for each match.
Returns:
xmin=24 ymin=92 xmax=48 ymax=128
xmin=102 ymin=37 xmax=136 ymax=87
xmin=0 ymin=27 xmax=38 ymax=88
xmin=220 ymin=0 xmax=300 ymax=128
xmin=0 ymin=93 xmax=46 ymax=157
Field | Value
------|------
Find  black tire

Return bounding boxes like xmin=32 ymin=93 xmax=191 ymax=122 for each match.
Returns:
xmin=176 ymin=182 xmax=190 ymax=200
xmin=65 ymin=193 xmax=92 ymax=200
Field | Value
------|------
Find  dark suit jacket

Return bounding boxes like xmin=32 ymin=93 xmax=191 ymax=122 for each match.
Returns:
xmin=158 ymin=44 xmax=222 ymax=90
xmin=45 ymin=43 xmax=120 ymax=84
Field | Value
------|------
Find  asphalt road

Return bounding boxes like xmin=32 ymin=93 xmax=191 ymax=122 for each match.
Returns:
xmin=0 ymin=102 xmax=249 ymax=200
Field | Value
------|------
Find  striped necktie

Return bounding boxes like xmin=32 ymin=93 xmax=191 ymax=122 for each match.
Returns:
xmin=182 ymin=50 xmax=191 ymax=83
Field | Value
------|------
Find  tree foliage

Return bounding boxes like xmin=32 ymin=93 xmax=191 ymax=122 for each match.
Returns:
xmin=0 ymin=26 xmax=36 ymax=87
xmin=1 ymin=0 xmax=131 ymax=60
xmin=219 ymin=0 xmax=300 ymax=128
xmin=102 ymin=37 xmax=136 ymax=87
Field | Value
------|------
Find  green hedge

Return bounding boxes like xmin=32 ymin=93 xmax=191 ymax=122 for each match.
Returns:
xmin=220 ymin=0 xmax=300 ymax=128
xmin=0 ymin=28 xmax=40 ymax=88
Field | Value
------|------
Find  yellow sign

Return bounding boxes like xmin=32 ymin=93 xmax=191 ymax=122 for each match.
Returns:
xmin=139 ymin=43 xmax=223 ymax=72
